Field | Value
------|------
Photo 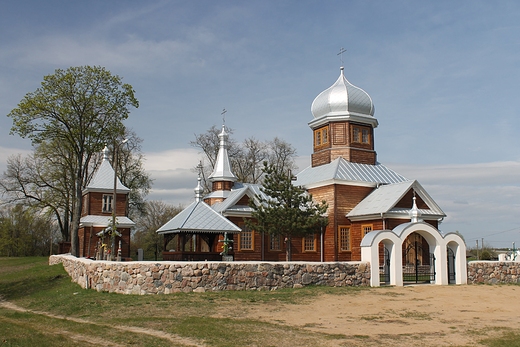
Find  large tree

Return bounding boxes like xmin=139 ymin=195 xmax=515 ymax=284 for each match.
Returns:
xmin=246 ymin=162 xmax=328 ymax=261
xmin=7 ymin=66 xmax=139 ymax=256
xmin=0 ymin=130 xmax=151 ymax=243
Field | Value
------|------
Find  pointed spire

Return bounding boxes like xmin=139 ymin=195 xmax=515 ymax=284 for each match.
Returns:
xmin=194 ymin=177 xmax=203 ymax=202
xmin=410 ymin=194 xmax=423 ymax=223
xmin=103 ymin=145 xmax=110 ymax=161
xmin=208 ymin=124 xmax=237 ymax=183
xmin=194 ymin=162 xmax=204 ymax=201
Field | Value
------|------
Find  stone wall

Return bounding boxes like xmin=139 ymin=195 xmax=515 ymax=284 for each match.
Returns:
xmin=467 ymin=261 xmax=520 ymax=284
xmin=49 ymin=254 xmax=370 ymax=294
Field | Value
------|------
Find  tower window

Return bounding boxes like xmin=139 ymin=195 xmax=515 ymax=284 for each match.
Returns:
xmin=362 ymin=129 xmax=370 ymax=143
xmin=314 ymin=126 xmax=329 ymax=148
xmin=352 ymin=127 xmax=360 ymax=142
xmin=102 ymin=194 xmax=113 ymax=213
xmin=352 ymin=126 xmax=371 ymax=144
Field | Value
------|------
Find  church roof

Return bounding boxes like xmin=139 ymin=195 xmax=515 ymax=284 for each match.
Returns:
xmin=84 ymin=146 xmax=130 ymax=193
xmin=295 ymin=157 xmax=408 ymax=188
xmin=80 ymin=215 xmax=135 ymax=228
xmin=157 ymin=199 xmax=241 ymax=234
xmin=311 ymin=67 xmax=375 ymax=119
xmin=347 ymin=180 xmax=446 ymax=220
xmin=211 ymin=182 xmax=267 ymax=215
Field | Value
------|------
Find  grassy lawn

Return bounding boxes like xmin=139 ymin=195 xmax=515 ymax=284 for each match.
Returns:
xmin=1 ymin=257 xmax=520 ymax=346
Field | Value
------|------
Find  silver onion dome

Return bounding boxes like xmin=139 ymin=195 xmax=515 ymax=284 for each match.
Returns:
xmin=311 ymin=67 xmax=375 ymax=119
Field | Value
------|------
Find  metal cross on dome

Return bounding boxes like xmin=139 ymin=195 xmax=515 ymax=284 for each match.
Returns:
xmin=221 ymin=108 xmax=227 ymax=125
xmin=337 ymin=47 xmax=347 ymax=66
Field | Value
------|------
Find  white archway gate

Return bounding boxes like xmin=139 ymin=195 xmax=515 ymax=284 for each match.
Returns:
xmin=360 ymin=222 xmax=467 ymax=287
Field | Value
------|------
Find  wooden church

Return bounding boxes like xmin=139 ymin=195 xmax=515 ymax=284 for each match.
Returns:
xmin=78 ymin=146 xmax=134 ymax=259
xmin=157 ymin=65 xmax=451 ymax=266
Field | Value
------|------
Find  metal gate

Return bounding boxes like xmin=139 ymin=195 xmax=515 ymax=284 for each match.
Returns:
xmin=447 ymin=247 xmax=456 ymax=284
xmin=403 ymin=236 xmax=435 ymax=283
xmin=379 ymin=247 xmax=390 ymax=285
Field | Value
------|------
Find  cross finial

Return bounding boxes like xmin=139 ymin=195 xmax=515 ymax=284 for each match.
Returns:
xmin=196 ymin=161 xmax=203 ymax=177
xmin=221 ymin=108 xmax=227 ymax=125
xmin=337 ymin=47 xmax=347 ymax=67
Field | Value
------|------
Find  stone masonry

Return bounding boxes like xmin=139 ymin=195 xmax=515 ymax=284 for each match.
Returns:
xmin=49 ymin=254 xmax=370 ymax=294
xmin=467 ymin=261 xmax=520 ymax=284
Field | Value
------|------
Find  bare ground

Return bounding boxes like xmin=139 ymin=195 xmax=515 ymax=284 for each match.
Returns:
xmin=243 ymin=284 xmax=520 ymax=346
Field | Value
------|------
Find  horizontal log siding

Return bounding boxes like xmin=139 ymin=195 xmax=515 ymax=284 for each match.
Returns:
xmin=82 ymin=192 xmax=128 ymax=217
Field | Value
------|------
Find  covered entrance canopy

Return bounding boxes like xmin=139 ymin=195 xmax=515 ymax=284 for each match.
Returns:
xmin=361 ymin=222 xmax=467 ymax=287
xmin=157 ymin=196 xmax=241 ymax=261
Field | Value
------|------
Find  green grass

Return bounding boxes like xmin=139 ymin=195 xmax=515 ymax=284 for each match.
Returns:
xmin=2 ymin=257 xmax=520 ymax=347
xmin=0 ymin=257 xmax=357 ymax=346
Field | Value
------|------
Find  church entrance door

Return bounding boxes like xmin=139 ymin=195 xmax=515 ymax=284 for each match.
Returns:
xmin=402 ymin=232 xmax=436 ymax=284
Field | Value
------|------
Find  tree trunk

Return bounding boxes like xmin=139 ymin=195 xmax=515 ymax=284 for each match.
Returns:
xmin=285 ymin=236 xmax=292 ymax=261
xmin=69 ymin=169 xmax=83 ymax=257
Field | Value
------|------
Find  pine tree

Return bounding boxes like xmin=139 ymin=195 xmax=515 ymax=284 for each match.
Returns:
xmin=247 ymin=162 xmax=328 ymax=261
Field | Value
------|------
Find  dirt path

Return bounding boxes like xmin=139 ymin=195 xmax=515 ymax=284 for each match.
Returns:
xmin=0 ymin=300 xmax=207 ymax=347
xmin=244 ymin=284 xmax=520 ymax=346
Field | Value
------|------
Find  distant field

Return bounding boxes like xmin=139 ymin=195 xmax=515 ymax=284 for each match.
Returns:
xmin=1 ymin=257 xmax=520 ymax=347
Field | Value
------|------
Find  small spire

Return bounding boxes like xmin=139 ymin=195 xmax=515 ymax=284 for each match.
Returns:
xmin=208 ymin=119 xmax=237 ymax=183
xmin=195 ymin=162 xmax=204 ymax=201
xmin=410 ymin=193 xmax=422 ymax=223
xmin=102 ymin=145 xmax=110 ymax=161
xmin=194 ymin=177 xmax=203 ymax=202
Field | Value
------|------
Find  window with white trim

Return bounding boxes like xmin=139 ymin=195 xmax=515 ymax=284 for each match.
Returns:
xmin=102 ymin=194 xmax=113 ymax=213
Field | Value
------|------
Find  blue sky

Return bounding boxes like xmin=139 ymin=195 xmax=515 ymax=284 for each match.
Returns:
xmin=1 ymin=1 xmax=520 ymax=248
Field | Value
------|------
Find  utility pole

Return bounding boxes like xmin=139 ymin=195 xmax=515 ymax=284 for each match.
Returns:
xmin=476 ymin=239 xmax=479 ymax=260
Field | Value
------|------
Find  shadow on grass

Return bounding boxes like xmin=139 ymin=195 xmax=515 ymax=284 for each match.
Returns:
xmin=0 ymin=257 xmax=74 ymax=301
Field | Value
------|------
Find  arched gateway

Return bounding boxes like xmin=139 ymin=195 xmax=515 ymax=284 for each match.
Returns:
xmin=361 ymin=222 xmax=467 ymax=287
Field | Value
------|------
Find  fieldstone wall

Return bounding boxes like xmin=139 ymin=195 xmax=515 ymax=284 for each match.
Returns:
xmin=49 ymin=254 xmax=370 ymax=294
xmin=467 ymin=261 xmax=520 ymax=284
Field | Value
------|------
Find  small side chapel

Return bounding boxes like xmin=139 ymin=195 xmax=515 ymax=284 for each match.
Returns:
xmin=158 ymin=65 xmax=467 ymax=286
xmin=78 ymin=146 xmax=135 ymax=259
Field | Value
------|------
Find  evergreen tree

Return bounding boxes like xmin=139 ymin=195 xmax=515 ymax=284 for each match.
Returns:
xmin=246 ymin=162 xmax=328 ymax=261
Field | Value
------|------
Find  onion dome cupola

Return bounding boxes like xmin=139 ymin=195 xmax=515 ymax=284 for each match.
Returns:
xmin=208 ymin=125 xmax=237 ymax=191
xmin=311 ymin=67 xmax=376 ymax=122
xmin=309 ymin=67 xmax=379 ymax=167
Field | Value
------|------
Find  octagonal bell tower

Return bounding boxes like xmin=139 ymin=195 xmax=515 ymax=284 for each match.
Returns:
xmin=309 ymin=66 xmax=378 ymax=167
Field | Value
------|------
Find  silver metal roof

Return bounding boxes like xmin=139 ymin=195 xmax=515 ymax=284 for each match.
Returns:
xmin=295 ymin=157 xmax=408 ymax=188
xmin=311 ymin=67 xmax=375 ymax=119
xmin=83 ymin=147 xmax=129 ymax=193
xmin=211 ymin=182 xmax=267 ymax=215
xmin=347 ymin=180 xmax=446 ymax=220
xmin=157 ymin=199 xmax=241 ymax=234
xmin=208 ymin=125 xmax=237 ymax=183
xmin=80 ymin=215 xmax=135 ymax=228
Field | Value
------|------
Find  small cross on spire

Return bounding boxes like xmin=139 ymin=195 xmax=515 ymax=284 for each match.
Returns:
xmin=337 ymin=47 xmax=347 ymax=67
xmin=221 ymin=108 xmax=227 ymax=125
